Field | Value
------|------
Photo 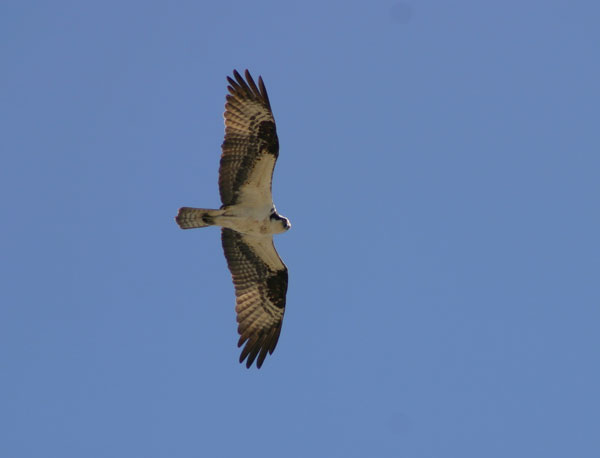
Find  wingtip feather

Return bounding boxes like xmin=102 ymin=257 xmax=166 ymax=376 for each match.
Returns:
xmin=226 ymin=69 xmax=270 ymax=108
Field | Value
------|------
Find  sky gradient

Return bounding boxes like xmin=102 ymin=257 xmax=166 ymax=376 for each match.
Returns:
xmin=2 ymin=1 xmax=599 ymax=457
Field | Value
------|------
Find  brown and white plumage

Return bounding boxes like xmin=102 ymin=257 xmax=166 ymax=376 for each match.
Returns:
xmin=221 ymin=229 xmax=287 ymax=368
xmin=175 ymin=70 xmax=290 ymax=369
xmin=220 ymin=69 xmax=279 ymax=208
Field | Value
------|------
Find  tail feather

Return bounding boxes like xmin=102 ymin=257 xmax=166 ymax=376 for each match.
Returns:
xmin=176 ymin=207 xmax=223 ymax=229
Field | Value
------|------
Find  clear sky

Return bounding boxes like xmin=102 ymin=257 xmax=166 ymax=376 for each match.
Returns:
xmin=2 ymin=1 xmax=599 ymax=457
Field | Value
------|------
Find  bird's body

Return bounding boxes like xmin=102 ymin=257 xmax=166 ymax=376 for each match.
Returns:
xmin=176 ymin=70 xmax=290 ymax=369
xmin=176 ymin=205 xmax=288 ymax=235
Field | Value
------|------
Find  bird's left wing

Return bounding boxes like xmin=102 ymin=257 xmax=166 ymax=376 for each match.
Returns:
xmin=221 ymin=228 xmax=288 ymax=368
xmin=219 ymin=70 xmax=279 ymax=208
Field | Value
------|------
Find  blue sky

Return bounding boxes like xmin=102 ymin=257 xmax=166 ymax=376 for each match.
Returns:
xmin=2 ymin=1 xmax=599 ymax=457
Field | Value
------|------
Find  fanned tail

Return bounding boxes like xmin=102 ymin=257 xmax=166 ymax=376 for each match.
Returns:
xmin=175 ymin=207 xmax=223 ymax=229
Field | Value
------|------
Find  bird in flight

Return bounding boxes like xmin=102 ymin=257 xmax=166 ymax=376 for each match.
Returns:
xmin=176 ymin=70 xmax=290 ymax=369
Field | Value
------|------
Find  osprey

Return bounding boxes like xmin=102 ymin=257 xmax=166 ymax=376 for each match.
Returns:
xmin=175 ymin=70 xmax=290 ymax=369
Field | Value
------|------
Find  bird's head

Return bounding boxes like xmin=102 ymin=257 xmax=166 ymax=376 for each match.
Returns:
xmin=270 ymin=212 xmax=291 ymax=233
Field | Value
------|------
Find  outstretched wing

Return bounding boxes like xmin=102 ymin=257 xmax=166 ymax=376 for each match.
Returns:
xmin=221 ymin=228 xmax=288 ymax=368
xmin=219 ymin=69 xmax=279 ymax=208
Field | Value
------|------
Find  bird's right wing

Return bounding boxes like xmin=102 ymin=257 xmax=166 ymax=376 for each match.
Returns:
xmin=221 ymin=228 xmax=288 ymax=368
